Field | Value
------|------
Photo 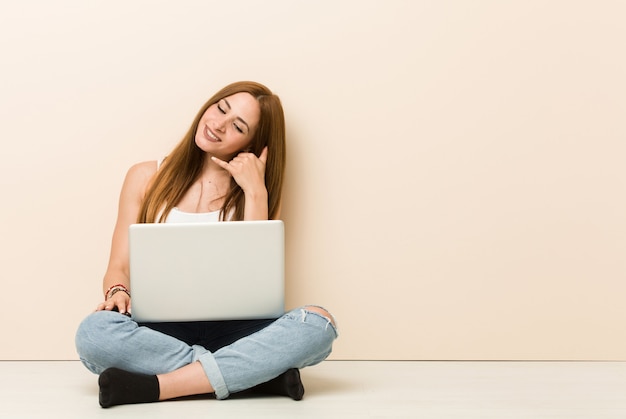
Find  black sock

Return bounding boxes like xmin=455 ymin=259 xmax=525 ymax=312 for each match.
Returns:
xmin=98 ymin=368 xmax=160 ymax=408
xmin=250 ymin=368 xmax=305 ymax=401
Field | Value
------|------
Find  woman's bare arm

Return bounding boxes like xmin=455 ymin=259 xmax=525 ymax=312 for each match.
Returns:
xmin=96 ymin=161 xmax=157 ymax=314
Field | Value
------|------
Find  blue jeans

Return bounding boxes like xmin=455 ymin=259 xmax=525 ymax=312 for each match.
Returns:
xmin=75 ymin=307 xmax=338 ymax=399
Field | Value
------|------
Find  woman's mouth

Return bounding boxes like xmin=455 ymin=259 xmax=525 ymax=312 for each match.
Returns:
xmin=205 ymin=126 xmax=221 ymax=142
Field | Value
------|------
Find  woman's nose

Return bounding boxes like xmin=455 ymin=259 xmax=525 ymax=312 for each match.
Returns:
xmin=214 ymin=119 xmax=226 ymax=132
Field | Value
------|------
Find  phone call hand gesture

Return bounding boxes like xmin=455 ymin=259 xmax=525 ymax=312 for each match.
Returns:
xmin=211 ymin=147 xmax=268 ymax=195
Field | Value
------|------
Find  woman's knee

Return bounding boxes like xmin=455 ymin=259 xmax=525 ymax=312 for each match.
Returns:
xmin=75 ymin=312 xmax=108 ymax=373
xmin=77 ymin=310 xmax=116 ymax=337
xmin=77 ymin=311 xmax=141 ymax=373
xmin=303 ymin=305 xmax=337 ymax=327
xmin=75 ymin=311 xmax=128 ymax=361
xmin=76 ymin=311 xmax=101 ymax=345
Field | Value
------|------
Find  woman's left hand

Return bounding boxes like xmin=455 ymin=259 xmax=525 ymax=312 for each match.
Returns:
xmin=212 ymin=147 xmax=268 ymax=195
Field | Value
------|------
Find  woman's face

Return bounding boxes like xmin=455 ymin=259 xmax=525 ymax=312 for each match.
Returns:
xmin=195 ymin=92 xmax=261 ymax=160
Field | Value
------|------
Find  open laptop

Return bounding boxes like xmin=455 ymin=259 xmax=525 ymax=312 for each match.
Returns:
xmin=128 ymin=220 xmax=285 ymax=322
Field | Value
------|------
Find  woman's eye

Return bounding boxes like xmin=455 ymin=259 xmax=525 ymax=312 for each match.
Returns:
xmin=217 ymin=104 xmax=226 ymax=114
xmin=234 ymin=124 xmax=244 ymax=133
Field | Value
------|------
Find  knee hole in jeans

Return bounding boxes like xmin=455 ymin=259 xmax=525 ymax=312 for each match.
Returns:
xmin=303 ymin=305 xmax=336 ymax=327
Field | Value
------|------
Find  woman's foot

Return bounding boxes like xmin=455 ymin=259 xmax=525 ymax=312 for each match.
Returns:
xmin=98 ymin=368 xmax=160 ymax=408
xmin=250 ymin=368 xmax=305 ymax=400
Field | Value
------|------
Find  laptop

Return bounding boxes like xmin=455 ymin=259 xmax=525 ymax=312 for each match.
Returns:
xmin=128 ymin=220 xmax=285 ymax=322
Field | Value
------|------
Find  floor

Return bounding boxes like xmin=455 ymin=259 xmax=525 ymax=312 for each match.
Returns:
xmin=1 ymin=360 xmax=625 ymax=418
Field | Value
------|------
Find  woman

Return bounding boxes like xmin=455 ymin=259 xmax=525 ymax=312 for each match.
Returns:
xmin=75 ymin=81 xmax=338 ymax=408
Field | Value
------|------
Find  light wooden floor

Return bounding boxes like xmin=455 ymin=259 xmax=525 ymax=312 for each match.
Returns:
xmin=1 ymin=360 xmax=625 ymax=418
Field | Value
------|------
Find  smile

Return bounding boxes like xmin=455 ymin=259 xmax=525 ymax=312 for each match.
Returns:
xmin=205 ymin=126 xmax=221 ymax=142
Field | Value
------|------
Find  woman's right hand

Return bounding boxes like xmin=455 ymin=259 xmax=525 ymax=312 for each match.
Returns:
xmin=96 ymin=291 xmax=131 ymax=316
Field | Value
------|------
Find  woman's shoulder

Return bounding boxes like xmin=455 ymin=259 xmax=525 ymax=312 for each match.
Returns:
xmin=122 ymin=160 xmax=159 ymax=194
xmin=127 ymin=160 xmax=158 ymax=177
xmin=127 ymin=160 xmax=159 ymax=178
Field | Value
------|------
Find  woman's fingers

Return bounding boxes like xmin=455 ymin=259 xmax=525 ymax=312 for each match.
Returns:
xmin=211 ymin=155 xmax=230 ymax=171
xmin=95 ymin=294 xmax=131 ymax=315
xmin=258 ymin=146 xmax=268 ymax=164
xmin=211 ymin=149 xmax=267 ymax=193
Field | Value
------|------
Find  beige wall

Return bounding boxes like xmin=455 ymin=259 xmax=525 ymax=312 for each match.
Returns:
xmin=1 ymin=1 xmax=625 ymax=360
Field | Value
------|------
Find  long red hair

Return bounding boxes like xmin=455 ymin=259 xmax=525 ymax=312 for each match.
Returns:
xmin=137 ymin=81 xmax=286 ymax=222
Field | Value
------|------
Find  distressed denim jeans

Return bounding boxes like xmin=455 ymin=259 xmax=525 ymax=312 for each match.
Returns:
xmin=75 ymin=307 xmax=338 ymax=399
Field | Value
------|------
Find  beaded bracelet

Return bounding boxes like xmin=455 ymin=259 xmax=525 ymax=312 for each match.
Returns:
xmin=105 ymin=283 xmax=130 ymax=300
xmin=106 ymin=286 xmax=130 ymax=300
xmin=108 ymin=287 xmax=131 ymax=300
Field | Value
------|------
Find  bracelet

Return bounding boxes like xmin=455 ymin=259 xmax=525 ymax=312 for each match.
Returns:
xmin=108 ymin=288 xmax=131 ymax=300
xmin=105 ymin=283 xmax=130 ymax=300
xmin=104 ymin=283 xmax=127 ymax=298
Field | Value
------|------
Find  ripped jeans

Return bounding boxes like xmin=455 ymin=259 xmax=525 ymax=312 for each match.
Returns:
xmin=75 ymin=306 xmax=338 ymax=399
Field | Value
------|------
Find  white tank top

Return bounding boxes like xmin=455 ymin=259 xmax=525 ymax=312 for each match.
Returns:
xmin=156 ymin=158 xmax=226 ymax=223
xmin=165 ymin=207 xmax=220 ymax=223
